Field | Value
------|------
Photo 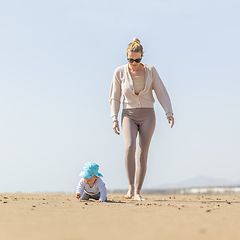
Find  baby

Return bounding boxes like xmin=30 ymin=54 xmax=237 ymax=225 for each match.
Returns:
xmin=75 ymin=162 xmax=107 ymax=202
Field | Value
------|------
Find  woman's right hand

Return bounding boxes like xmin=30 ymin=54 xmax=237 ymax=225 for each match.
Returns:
xmin=113 ymin=121 xmax=120 ymax=135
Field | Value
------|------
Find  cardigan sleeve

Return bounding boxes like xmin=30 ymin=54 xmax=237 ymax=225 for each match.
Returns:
xmin=109 ymin=70 xmax=122 ymax=122
xmin=152 ymin=67 xmax=173 ymax=117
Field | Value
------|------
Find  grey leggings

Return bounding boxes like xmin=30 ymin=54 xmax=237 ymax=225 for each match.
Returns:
xmin=121 ymin=108 xmax=155 ymax=191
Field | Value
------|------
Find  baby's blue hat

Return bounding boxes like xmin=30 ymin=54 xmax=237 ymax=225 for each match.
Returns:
xmin=79 ymin=162 xmax=103 ymax=179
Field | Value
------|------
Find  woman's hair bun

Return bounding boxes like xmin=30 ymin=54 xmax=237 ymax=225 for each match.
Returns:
xmin=126 ymin=37 xmax=144 ymax=56
xmin=132 ymin=37 xmax=140 ymax=44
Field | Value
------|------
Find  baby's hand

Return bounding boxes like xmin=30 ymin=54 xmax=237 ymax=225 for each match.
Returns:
xmin=76 ymin=193 xmax=81 ymax=199
xmin=96 ymin=200 xmax=103 ymax=203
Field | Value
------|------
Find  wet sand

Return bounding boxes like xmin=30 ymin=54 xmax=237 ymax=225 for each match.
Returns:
xmin=1 ymin=193 xmax=240 ymax=240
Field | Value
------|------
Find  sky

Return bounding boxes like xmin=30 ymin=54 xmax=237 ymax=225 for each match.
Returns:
xmin=0 ymin=0 xmax=240 ymax=193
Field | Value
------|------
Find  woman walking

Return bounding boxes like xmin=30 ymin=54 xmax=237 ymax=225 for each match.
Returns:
xmin=110 ymin=38 xmax=174 ymax=200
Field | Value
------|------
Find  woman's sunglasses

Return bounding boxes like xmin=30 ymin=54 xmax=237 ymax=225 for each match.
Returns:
xmin=127 ymin=58 xmax=142 ymax=63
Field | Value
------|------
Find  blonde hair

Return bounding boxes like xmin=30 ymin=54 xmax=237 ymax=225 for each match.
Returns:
xmin=126 ymin=37 xmax=144 ymax=57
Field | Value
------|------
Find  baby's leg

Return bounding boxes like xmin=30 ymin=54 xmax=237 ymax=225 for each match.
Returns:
xmin=89 ymin=192 xmax=101 ymax=201
xmin=80 ymin=192 xmax=90 ymax=200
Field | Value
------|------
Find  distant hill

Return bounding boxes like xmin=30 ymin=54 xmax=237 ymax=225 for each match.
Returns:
xmin=157 ymin=175 xmax=240 ymax=189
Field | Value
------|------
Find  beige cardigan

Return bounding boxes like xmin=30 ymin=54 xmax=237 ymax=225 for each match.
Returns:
xmin=109 ymin=64 xmax=173 ymax=122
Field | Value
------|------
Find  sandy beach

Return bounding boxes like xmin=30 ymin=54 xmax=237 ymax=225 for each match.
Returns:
xmin=1 ymin=193 xmax=240 ymax=240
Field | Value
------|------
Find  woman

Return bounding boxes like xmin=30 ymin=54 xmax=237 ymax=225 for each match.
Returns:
xmin=109 ymin=38 xmax=174 ymax=200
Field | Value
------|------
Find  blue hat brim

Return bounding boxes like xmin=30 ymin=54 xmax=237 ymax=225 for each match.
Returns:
xmin=79 ymin=172 xmax=103 ymax=179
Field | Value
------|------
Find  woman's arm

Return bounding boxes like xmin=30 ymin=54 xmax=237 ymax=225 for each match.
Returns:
xmin=110 ymin=71 xmax=122 ymax=134
xmin=152 ymin=67 xmax=174 ymax=127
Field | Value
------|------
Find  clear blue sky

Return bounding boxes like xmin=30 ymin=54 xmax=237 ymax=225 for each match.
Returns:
xmin=1 ymin=0 xmax=239 ymax=193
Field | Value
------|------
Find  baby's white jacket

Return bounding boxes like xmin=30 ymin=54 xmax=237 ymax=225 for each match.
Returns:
xmin=76 ymin=177 xmax=107 ymax=202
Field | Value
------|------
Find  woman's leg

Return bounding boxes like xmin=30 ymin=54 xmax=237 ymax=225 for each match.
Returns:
xmin=135 ymin=109 xmax=155 ymax=198
xmin=122 ymin=115 xmax=138 ymax=198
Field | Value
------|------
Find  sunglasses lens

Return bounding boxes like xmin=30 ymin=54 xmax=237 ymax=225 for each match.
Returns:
xmin=128 ymin=58 xmax=141 ymax=63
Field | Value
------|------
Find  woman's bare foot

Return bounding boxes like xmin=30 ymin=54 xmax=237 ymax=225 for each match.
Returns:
xmin=134 ymin=194 xmax=144 ymax=201
xmin=134 ymin=189 xmax=144 ymax=201
xmin=125 ymin=189 xmax=134 ymax=199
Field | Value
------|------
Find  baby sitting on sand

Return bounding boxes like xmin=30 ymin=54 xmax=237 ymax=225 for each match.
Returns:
xmin=75 ymin=162 xmax=107 ymax=202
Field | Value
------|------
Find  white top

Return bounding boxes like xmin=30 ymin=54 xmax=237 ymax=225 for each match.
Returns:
xmin=109 ymin=64 xmax=173 ymax=121
xmin=76 ymin=177 xmax=107 ymax=202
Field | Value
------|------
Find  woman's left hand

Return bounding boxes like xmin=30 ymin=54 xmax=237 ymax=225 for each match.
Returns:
xmin=167 ymin=116 xmax=174 ymax=128
xmin=113 ymin=120 xmax=120 ymax=135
